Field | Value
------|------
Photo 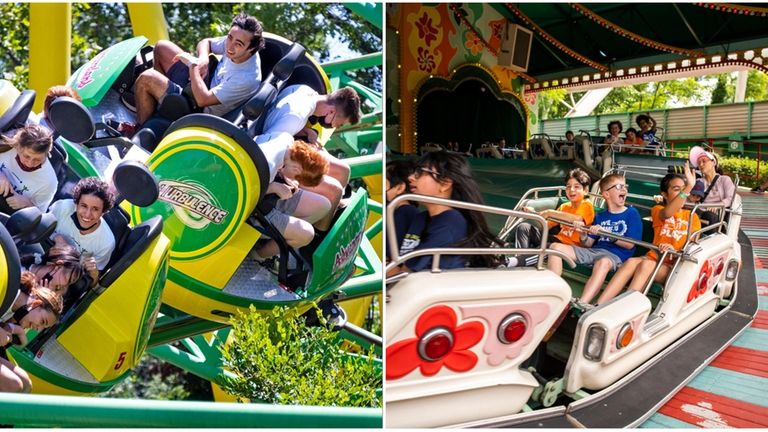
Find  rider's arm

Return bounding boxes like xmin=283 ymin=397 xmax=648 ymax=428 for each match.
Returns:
xmin=661 ymin=163 xmax=695 ymax=220
xmin=188 ymin=64 xmax=220 ymax=107
xmin=196 ymin=38 xmax=214 ymax=60
xmin=542 ymin=209 xmax=583 ymax=224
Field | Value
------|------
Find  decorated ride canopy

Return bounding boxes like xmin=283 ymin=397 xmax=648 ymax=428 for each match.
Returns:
xmin=69 ymin=37 xmax=148 ymax=107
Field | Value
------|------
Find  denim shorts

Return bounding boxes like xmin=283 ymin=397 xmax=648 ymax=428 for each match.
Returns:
xmin=165 ymin=61 xmax=190 ymax=95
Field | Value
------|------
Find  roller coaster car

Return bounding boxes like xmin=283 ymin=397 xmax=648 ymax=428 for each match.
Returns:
xmin=0 ymin=160 xmax=169 ymax=396
xmin=385 ymin=186 xmax=743 ymax=428
xmin=57 ymin=35 xmax=368 ymax=323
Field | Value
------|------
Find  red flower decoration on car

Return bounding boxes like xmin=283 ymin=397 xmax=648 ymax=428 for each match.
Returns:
xmin=415 ymin=12 xmax=439 ymax=47
xmin=417 ymin=47 xmax=436 ymax=72
xmin=386 ymin=305 xmax=484 ymax=380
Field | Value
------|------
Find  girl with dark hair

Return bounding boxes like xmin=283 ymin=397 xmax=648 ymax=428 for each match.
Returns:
xmin=387 ymin=151 xmax=501 ymax=276
xmin=27 ymin=236 xmax=85 ymax=299
xmin=596 ymin=164 xmax=700 ymax=305
xmin=1 ymin=272 xmax=63 ymax=393
xmin=386 ymin=159 xmax=419 ymax=259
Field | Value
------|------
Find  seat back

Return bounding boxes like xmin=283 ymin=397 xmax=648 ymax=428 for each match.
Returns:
xmin=49 ymin=140 xmax=69 ymax=187
xmin=100 ymin=215 xmax=163 ymax=288
xmin=0 ymin=89 xmax=35 ymax=133
xmin=0 ymin=222 xmax=20 ymax=319
xmin=156 ymin=94 xmax=192 ymax=122
xmin=102 ymin=206 xmax=131 ymax=272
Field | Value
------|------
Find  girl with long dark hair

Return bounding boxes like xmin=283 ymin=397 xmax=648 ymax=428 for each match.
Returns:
xmin=388 ymin=151 xmax=501 ymax=275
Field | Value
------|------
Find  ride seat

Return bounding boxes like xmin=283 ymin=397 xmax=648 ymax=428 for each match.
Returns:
xmin=49 ymin=141 xmax=69 ymax=189
xmin=102 ymin=205 xmax=132 ymax=272
xmin=0 ymin=89 xmax=35 ymax=134
xmin=165 ymin=114 xmax=270 ymax=208
xmin=238 ymin=42 xmax=306 ymax=137
xmin=99 ymin=215 xmax=163 ymax=288
xmin=27 ymin=215 xmax=163 ymax=354
xmin=0 ymin=223 xmax=21 ymax=318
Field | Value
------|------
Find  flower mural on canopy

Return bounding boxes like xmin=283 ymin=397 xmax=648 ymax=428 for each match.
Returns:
xmin=417 ymin=47 xmax=436 ymax=72
xmin=488 ymin=18 xmax=506 ymax=52
xmin=386 ymin=305 xmax=484 ymax=380
xmin=464 ymin=31 xmax=484 ymax=56
xmin=416 ymin=11 xmax=439 ymax=47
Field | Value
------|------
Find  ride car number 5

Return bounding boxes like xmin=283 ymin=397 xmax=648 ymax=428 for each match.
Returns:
xmin=114 ymin=351 xmax=126 ymax=370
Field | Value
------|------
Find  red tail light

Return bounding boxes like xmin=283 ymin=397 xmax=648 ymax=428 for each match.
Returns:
xmin=418 ymin=327 xmax=454 ymax=361
xmin=498 ymin=313 xmax=527 ymax=344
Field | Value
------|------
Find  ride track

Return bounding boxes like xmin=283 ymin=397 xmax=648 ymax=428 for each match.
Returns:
xmin=0 ymin=3 xmax=384 ymax=428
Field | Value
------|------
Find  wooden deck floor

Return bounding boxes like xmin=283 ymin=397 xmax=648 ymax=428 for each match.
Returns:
xmin=641 ymin=191 xmax=768 ymax=428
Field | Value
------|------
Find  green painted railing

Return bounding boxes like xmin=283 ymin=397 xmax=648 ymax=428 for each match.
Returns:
xmin=0 ymin=393 xmax=382 ymax=428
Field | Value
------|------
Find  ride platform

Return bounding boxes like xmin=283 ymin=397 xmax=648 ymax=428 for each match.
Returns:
xmin=642 ymin=190 xmax=768 ymax=428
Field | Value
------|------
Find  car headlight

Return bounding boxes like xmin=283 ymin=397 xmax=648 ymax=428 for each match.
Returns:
xmin=584 ymin=324 xmax=606 ymax=361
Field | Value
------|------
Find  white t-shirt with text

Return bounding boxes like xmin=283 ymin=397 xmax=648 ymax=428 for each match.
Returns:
xmin=0 ymin=148 xmax=57 ymax=211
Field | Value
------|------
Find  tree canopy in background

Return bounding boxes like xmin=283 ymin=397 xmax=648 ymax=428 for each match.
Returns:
xmin=536 ymin=71 xmax=768 ymax=120
xmin=0 ymin=3 xmax=381 ymax=92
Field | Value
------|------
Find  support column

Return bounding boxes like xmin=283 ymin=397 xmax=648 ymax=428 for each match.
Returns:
xmin=734 ymin=69 xmax=748 ymax=103
xmin=29 ymin=3 xmax=71 ymax=112
xmin=127 ymin=3 xmax=169 ymax=44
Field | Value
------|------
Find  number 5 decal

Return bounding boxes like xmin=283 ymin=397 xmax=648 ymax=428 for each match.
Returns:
xmin=114 ymin=351 xmax=126 ymax=370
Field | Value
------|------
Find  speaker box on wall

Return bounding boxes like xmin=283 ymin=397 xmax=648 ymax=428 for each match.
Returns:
xmin=498 ymin=23 xmax=533 ymax=72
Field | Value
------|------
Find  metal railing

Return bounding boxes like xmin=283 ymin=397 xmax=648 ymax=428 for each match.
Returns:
xmin=385 ymin=194 xmax=577 ymax=277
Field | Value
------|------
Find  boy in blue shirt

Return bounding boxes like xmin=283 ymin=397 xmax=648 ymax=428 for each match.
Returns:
xmin=548 ymin=174 xmax=642 ymax=305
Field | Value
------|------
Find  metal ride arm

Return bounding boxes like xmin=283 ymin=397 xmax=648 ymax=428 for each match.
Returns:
xmin=385 ymin=194 xmax=577 ymax=277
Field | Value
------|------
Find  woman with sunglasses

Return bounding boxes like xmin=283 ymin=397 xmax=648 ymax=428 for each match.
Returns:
xmin=689 ymin=146 xmax=735 ymax=226
xmin=1 ymin=272 xmax=63 ymax=393
xmin=387 ymin=151 xmax=501 ymax=276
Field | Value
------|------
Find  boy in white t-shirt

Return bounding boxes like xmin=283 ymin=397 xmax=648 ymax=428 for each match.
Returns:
xmin=259 ymin=84 xmax=362 ymax=231
xmin=48 ymin=177 xmax=116 ymax=286
xmin=0 ymin=124 xmax=57 ymax=212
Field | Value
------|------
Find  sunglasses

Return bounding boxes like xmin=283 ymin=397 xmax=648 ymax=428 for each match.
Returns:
xmin=415 ymin=167 xmax=441 ymax=179
xmin=605 ymin=183 xmax=628 ymax=192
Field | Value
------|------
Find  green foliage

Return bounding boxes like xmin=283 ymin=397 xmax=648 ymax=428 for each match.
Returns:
xmin=220 ymin=305 xmax=382 ymax=408
xmin=745 ymin=70 xmax=768 ymax=101
xmin=0 ymin=3 xmax=29 ymax=90
xmin=595 ymin=78 xmax=709 ymax=114
xmin=717 ymin=155 xmax=768 ymax=188
xmin=711 ymin=74 xmax=732 ymax=104
xmin=711 ymin=71 xmax=768 ymax=104
xmin=101 ymin=354 xmax=191 ymax=400
xmin=536 ymin=89 xmax=571 ymax=120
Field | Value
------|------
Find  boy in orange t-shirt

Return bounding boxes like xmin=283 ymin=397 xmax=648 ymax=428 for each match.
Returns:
xmin=596 ymin=164 xmax=700 ymax=304
xmin=509 ymin=168 xmax=595 ymax=267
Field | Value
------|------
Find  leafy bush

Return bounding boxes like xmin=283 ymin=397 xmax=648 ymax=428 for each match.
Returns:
xmin=718 ymin=156 xmax=768 ymax=188
xmin=101 ymin=354 xmax=191 ymax=400
xmin=220 ymin=306 xmax=381 ymax=408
